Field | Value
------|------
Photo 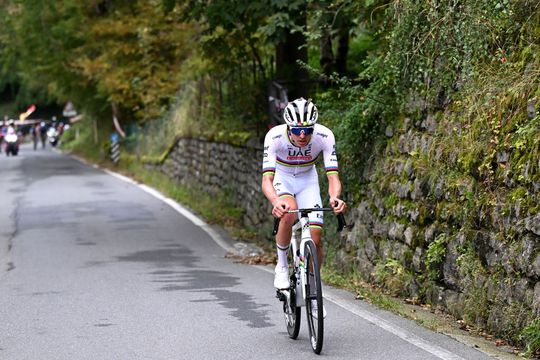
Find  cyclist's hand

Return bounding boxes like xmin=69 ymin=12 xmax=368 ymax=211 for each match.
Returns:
xmin=272 ymin=199 xmax=290 ymax=218
xmin=330 ymin=198 xmax=346 ymax=214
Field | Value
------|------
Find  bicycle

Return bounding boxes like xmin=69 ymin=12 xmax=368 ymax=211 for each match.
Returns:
xmin=273 ymin=206 xmax=347 ymax=354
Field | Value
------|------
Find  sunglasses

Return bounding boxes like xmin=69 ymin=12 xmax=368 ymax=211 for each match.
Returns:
xmin=289 ymin=127 xmax=314 ymax=136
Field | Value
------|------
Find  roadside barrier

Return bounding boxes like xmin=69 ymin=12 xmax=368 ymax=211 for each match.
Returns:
xmin=110 ymin=133 xmax=120 ymax=165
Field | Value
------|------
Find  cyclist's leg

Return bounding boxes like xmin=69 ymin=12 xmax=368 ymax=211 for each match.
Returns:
xmin=273 ymin=173 xmax=298 ymax=288
xmin=275 ymin=196 xmax=297 ymax=248
xmin=273 ymin=173 xmax=298 ymax=251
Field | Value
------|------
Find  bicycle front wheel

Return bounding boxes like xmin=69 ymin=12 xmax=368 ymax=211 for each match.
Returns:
xmin=304 ymin=240 xmax=323 ymax=354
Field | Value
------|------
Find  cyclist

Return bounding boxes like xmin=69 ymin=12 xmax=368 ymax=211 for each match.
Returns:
xmin=261 ymin=97 xmax=346 ymax=318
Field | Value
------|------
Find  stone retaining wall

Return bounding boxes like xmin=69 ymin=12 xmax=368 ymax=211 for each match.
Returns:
xmin=159 ymin=137 xmax=270 ymax=230
xmin=337 ymin=115 xmax=539 ymax=338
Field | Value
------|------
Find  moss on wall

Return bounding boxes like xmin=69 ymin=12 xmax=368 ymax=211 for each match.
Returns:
xmin=329 ymin=56 xmax=540 ymax=350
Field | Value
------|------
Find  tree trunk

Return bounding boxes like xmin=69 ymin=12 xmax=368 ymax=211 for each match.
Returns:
xmin=111 ymin=102 xmax=126 ymax=138
xmin=275 ymin=9 xmax=308 ymax=100
xmin=319 ymin=31 xmax=334 ymax=77
xmin=335 ymin=29 xmax=349 ymax=76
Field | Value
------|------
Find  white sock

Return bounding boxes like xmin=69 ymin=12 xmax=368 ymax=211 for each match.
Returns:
xmin=276 ymin=244 xmax=289 ymax=268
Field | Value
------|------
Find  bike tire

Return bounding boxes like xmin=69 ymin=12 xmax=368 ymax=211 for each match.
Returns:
xmin=304 ymin=240 xmax=324 ymax=354
xmin=285 ymin=248 xmax=301 ymax=339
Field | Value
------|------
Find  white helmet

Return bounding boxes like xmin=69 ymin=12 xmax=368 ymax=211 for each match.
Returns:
xmin=283 ymin=98 xmax=318 ymax=127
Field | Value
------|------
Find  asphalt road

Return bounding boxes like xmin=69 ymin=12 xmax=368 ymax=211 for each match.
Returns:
xmin=0 ymin=143 xmax=513 ymax=360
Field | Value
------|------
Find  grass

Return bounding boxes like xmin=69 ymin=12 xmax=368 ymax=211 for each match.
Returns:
xmin=322 ymin=266 xmax=460 ymax=332
xmin=324 ymin=268 xmax=401 ymax=310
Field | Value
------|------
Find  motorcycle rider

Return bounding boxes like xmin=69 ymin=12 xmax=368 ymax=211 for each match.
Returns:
xmin=4 ymin=120 xmax=19 ymax=156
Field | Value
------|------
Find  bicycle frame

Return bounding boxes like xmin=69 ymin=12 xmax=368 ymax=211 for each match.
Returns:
xmin=289 ymin=212 xmax=313 ymax=307
xmin=274 ymin=207 xmax=346 ymax=354
xmin=274 ymin=207 xmax=346 ymax=306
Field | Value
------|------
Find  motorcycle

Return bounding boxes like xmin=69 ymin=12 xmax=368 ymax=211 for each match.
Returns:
xmin=47 ymin=127 xmax=58 ymax=147
xmin=5 ymin=130 xmax=19 ymax=156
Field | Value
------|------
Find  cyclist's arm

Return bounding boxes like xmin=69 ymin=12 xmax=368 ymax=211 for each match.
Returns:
xmin=262 ymin=174 xmax=290 ymax=218
xmin=328 ymin=173 xmax=342 ymax=199
xmin=322 ymin=129 xmax=346 ymax=214
xmin=261 ymin=128 xmax=290 ymax=217
xmin=262 ymin=174 xmax=279 ymax=205
xmin=328 ymin=173 xmax=346 ymax=213
xmin=262 ymin=129 xmax=278 ymax=205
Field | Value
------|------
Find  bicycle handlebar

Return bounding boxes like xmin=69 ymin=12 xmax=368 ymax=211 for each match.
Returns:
xmin=271 ymin=208 xmax=348 ymax=235
xmin=286 ymin=208 xmax=334 ymax=213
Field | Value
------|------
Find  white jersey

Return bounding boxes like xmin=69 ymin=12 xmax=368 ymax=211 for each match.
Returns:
xmin=262 ymin=124 xmax=339 ymax=177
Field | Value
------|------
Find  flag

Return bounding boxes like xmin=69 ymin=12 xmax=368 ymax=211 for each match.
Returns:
xmin=19 ymin=104 xmax=36 ymax=121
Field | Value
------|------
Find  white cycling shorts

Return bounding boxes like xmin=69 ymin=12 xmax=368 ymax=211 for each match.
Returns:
xmin=273 ymin=167 xmax=324 ymax=228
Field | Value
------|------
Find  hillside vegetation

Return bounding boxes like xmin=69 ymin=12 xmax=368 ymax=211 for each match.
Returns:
xmin=1 ymin=0 xmax=538 ymax=355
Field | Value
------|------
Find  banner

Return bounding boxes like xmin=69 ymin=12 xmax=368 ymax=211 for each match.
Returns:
xmin=19 ymin=104 xmax=36 ymax=121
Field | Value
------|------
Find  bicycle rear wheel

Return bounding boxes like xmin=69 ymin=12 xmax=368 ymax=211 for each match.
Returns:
xmin=285 ymin=249 xmax=301 ymax=338
xmin=304 ymin=240 xmax=323 ymax=354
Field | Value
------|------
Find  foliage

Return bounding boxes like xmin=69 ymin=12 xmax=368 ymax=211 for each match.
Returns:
xmin=380 ymin=0 xmax=521 ymax=112
xmin=72 ymin=1 xmax=197 ymax=122
xmin=425 ymin=233 xmax=447 ymax=281
xmin=520 ymin=320 xmax=540 ymax=358
xmin=165 ymin=0 xmax=308 ymax=79
xmin=0 ymin=0 xmax=199 ymax=124
xmin=308 ymin=0 xmax=540 ymax=201
xmin=0 ymin=2 xmax=69 ymax=110
xmin=314 ymin=73 xmax=394 ymax=196
xmin=168 ymin=0 xmax=306 ymax=42
xmin=60 ymin=120 xmax=109 ymax=163
xmin=306 ymin=0 xmax=382 ymax=76
xmin=374 ymin=257 xmax=415 ymax=296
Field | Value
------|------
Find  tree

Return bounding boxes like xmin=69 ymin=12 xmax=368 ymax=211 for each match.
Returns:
xmin=1 ymin=0 xmax=198 ymax=126
xmin=72 ymin=1 xmax=196 ymax=123
xmin=165 ymin=0 xmax=311 ymax=98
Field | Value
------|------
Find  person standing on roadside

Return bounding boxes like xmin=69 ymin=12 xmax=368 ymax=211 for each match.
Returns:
xmin=32 ymin=123 xmax=40 ymax=150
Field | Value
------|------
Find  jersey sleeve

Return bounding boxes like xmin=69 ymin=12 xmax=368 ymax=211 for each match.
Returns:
xmin=262 ymin=129 xmax=277 ymax=176
xmin=323 ymin=129 xmax=339 ymax=175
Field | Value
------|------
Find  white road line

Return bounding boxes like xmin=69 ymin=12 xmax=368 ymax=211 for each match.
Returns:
xmin=324 ymin=292 xmax=466 ymax=360
xmin=102 ymin=170 xmax=234 ymax=253
xmin=69 ymin=156 xmax=234 ymax=253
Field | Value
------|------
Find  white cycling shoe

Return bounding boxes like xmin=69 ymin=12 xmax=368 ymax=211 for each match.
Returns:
xmin=311 ymin=299 xmax=327 ymax=319
xmin=274 ymin=265 xmax=290 ymax=289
